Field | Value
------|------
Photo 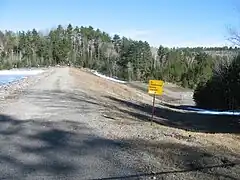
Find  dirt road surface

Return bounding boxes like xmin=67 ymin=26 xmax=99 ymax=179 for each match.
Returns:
xmin=0 ymin=67 xmax=239 ymax=180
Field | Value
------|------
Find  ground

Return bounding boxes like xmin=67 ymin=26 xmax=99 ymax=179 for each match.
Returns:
xmin=0 ymin=67 xmax=239 ymax=180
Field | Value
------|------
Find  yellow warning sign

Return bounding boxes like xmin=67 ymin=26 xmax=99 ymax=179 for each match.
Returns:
xmin=148 ymin=80 xmax=164 ymax=95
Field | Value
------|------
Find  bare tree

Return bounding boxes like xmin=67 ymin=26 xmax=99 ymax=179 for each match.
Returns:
xmin=228 ymin=26 xmax=240 ymax=46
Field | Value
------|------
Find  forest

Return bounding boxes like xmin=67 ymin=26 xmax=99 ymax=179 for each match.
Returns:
xmin=0 ymin=24 xmax=238 ymax=91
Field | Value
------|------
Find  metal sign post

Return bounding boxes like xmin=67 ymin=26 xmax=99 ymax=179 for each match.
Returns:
xmin=148 ymin=80 xmax=164 ymax=125
xmin=151 ymin=93 xmax=156 ymax=125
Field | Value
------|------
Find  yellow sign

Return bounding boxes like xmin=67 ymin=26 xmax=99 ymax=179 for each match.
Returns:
xmin=148 ymin=80 xmax=164 ymax=95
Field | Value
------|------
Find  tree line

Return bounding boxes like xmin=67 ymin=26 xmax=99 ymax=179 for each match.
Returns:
xmin=0 ymin=24 xmax=231 ymax=89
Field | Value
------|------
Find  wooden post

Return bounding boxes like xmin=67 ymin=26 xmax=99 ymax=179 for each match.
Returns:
xmin=151 ymin=93 xmax=156 ymax=125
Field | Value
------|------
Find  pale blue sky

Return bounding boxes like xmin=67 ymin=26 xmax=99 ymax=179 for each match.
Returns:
xmin=0 ymin=0 xmax=240 ymax=47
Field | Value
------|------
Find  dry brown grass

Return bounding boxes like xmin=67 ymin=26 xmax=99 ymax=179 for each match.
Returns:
xmin=70 ymin=68 xmax=240 ymax=155
xmin=69 ymin=68 xmax=153 ymax=103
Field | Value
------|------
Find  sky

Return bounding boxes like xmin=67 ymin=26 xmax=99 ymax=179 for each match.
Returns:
xmin=0 ymin=0 xmax=240 ymax=47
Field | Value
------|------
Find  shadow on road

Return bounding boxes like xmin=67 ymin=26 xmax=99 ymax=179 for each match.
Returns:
xmin=0 ymin=113 xmax=239 ymax=180
xmin=0 ymin=114 xmax=135 ymax=179
xmin=105 ymin=96 xmax=240 ymax=134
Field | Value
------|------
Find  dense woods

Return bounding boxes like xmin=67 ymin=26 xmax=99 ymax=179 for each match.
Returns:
xmin=0 ymin=24 xmax=239 ymax=91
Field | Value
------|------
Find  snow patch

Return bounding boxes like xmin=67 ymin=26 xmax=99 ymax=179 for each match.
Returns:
xmin=92 ymin=71 xmax=126 ymax=84
xmin=197 ymin=110 xmax=240 ymax=115
xmin=178 ymin=106 xmax=240 ymax=116
xmin=0 ymin=69 xmax=44 ymax=75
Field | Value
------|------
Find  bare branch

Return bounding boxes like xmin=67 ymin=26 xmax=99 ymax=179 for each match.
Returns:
xmin=227 ymin=25 xmax=240 ymax=46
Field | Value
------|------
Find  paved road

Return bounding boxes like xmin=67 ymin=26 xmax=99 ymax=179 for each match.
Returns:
xmin=0 ymin=68 xmax=146 ymax=180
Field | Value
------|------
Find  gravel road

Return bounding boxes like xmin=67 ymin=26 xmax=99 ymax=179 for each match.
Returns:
xmin=0 ymin=67 xmax=148 ymax=180
xmin=0 ymin=67 xmax=239 ymax=180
